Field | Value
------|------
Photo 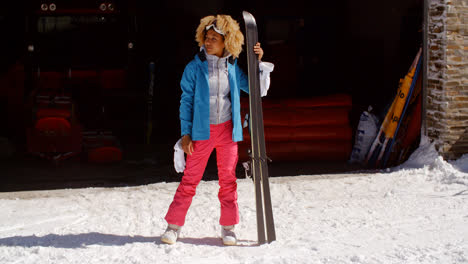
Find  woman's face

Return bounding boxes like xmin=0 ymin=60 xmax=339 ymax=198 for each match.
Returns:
xmin=204 ymin=29 xmax=225 ymax=57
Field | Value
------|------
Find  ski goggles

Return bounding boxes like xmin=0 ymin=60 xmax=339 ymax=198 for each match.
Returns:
xmin=205 ymin=20 xmax=225 ymax=35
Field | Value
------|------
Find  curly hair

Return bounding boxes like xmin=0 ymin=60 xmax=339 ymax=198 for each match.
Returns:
xmin=195 ymin=15 xmax=244 ymax=58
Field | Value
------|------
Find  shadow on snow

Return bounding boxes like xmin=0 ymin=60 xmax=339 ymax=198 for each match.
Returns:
xmin=0 ymin=233 xmax=257 ymax=248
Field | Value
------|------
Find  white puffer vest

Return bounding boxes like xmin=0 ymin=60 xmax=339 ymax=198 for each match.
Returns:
xmin=205 ymin=49 xmax=232 ymax=125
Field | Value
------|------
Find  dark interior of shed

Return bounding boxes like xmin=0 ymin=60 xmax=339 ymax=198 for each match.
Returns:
xmin=0 ymin=0 xmax=423 ymax=191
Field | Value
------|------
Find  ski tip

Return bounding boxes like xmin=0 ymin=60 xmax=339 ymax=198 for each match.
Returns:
xmin=242 ymin=11 xmax=256 ymax=23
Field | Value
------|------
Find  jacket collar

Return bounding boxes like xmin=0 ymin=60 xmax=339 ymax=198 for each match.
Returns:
xmin=197 ymin=46 xmax=235 ymax=65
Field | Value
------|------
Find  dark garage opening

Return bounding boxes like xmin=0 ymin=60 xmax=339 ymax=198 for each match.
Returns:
xmin=0 ymin=0 xmax=423 ymax=191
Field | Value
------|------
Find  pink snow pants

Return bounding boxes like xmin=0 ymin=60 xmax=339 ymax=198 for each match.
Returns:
xmin=165 ymin=121 xmax=239 ymax=227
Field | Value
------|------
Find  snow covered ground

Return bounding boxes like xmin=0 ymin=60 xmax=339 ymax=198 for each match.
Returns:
xmin=1 ymin=137 xmax=467 ymax=264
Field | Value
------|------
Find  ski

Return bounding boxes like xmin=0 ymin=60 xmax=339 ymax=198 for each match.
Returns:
xmin=382 ymin=48 xmax=423 ymax=167
xmin=242 ymin=11 xmax=276 ymax=244
xmin=365 ymin=48 xmax=422 ymax=168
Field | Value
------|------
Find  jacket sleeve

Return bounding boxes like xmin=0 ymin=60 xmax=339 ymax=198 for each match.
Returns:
xmin=237 ymin=61 xmax=274 ymax=96
xmin=180 ymin=63 xmax=196 ymax=136
xmin=259 ymin=61 xmax=274 ymax=97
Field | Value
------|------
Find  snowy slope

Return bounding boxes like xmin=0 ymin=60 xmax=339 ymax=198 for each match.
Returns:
xmin=0 ymin=138 xmax=467 ymax=264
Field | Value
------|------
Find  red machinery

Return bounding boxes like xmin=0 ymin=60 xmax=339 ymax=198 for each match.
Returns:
xmin=23 ymin=0 xmax=139 ymax=163
xmin=26 ymin=71 xmax=82 ymax=162
xmin=238 ymin=93 xmax=353 ymax=162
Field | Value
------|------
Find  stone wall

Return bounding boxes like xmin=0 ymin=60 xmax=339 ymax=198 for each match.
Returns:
xmin=426 ymin=0 xmax=467 ymax=159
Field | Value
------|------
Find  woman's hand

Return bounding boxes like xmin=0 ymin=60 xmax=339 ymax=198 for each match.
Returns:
xmin=181 ymin=135 xmax=194 ymax=155
xmin=254 ymin=42 xmax=264 ymax=61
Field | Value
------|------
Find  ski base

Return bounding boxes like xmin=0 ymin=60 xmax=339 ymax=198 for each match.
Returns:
xmin=242 ymin=10 xmax=276 ymax=244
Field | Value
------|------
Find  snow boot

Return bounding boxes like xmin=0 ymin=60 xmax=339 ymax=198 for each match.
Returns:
xmin=161 ymin=224 xmax=181 ymax=245
xmin=221 ymin=225 xmax=237 ymax=246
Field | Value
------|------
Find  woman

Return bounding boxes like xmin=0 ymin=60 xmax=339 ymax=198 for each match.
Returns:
xmin=162 ymin=14 xmax=273 ymax=246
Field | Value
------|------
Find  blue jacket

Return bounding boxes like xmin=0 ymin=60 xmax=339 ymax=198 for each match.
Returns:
xmin=180 ymin=51 xmax=249 ymax=142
